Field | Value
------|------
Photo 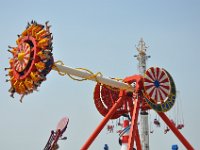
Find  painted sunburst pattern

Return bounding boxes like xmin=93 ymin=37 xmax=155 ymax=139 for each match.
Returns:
xmin=143 ymin=67 xmax=171 ymax=103
xmin=6 ymin=21 xmax=54 ymax=102
xmin=14 ymin=42 xmax=31 ymax=72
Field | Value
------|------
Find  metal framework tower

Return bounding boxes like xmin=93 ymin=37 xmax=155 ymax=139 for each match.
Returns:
xmin=135 ymin=38 xmax=150 ymax=150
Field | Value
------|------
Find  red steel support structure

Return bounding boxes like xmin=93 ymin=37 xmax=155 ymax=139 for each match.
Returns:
xmin=81 ymin=93 xmax=125 ymax=150
xmin=135 ymin=127 xmax=142 ymax=150
xmin=127 ymin=98 xmax=140 ymax=150
xmin=158 ymin=112 xmax=194 ymax=150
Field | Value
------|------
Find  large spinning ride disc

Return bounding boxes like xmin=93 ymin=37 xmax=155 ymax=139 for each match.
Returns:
xmin=144 ymin=67 xmax=171 ymax=103
xmin=93 ymin=83 xmax=129 ymax=119
xmin=6 ymin=21 xmax=54 ymax=101
xmin=144 ymin=67 xmax=176 ymax=112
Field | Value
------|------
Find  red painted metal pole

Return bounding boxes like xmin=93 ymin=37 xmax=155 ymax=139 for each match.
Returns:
xmin=44 ymin=130 xmax=55 ymax=150
xmin=127 ymin=98 xmax=140 ymax=150
xmin=158 ymin=112 xmax=194 ymax=150
xmin=50 ymin=129 xmax=61 ymax=150
xmin=135 ymin=127 xmax=142 ymax=150
xmin=81 ymin=96 xmax=124 ymax=150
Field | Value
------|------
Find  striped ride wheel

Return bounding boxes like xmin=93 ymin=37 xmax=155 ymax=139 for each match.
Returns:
xmin=93 ymin=83 xmax=128 ymax=119
xmin=144 ymin=67 xmax=171 ymax=104
xmin=7 ymin=21 xmax=54 ymax=101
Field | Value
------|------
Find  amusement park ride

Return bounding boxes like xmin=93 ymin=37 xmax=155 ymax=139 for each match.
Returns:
xmin=6 ymin=21 xmax=194 ymax=150
xmin=44 ymin=117 xmax=69 ymax=150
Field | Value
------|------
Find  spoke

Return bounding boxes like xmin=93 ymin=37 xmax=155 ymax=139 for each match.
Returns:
xmin=154 ymin=67 xmax=158 ymax=79
xmin=160 ymin=86 xmax=170 ymax=95
xmin=158 ymin=88 xmax=166 ymax=101
xmin=160 ymin=82 xmax=170 ymax=87
xmin=148 ymin=68 xmax=156 ymax=80
xmin=144 ymin=75 xmax=154 ymax=82
xmin=158 ymin=71 xmax=165 ymax=81
xmin=146 ymin=86 xmax=155 ymax=95
xmin=144 ymin=82 xmax=154 ymax=86
xmin=159 ymin=74 xmax=167 ymax=83
xmin=156 ymin=88 xmax=161 ymax=102
xmin=156 ymin=67 xmax=162 ymax=80
xmin=151 ymin=88 xmax=157 ymax=100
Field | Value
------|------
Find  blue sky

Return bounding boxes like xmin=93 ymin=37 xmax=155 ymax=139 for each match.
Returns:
xmin=0 ymin=0 xmax=200 ymax=149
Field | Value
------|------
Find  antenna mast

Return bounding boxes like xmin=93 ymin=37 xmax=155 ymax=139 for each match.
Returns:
xmin=135 ymin=38 xmax=150 ymax=75
xmin=135 ymin=38 xmax=150 ymax=150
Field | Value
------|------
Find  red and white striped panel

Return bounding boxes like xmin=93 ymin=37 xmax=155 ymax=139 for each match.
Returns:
xmin=14 ymin=42 xmax=30 ymax=72
xmin=143 ymin=67 xmax=171 ymax=103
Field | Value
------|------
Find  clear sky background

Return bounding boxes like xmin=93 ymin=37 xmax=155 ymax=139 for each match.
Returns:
xmin=0 ymin=0 xmax=200 ymax=149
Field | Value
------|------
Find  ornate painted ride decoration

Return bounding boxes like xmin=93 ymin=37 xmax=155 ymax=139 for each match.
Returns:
xmin=44 ymin=117 xmax=69 ymax=150
xmin=143 ymin=67 xmax=176 ymax=112
xmin=6 ymin=21 xmax=53 ymax=101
